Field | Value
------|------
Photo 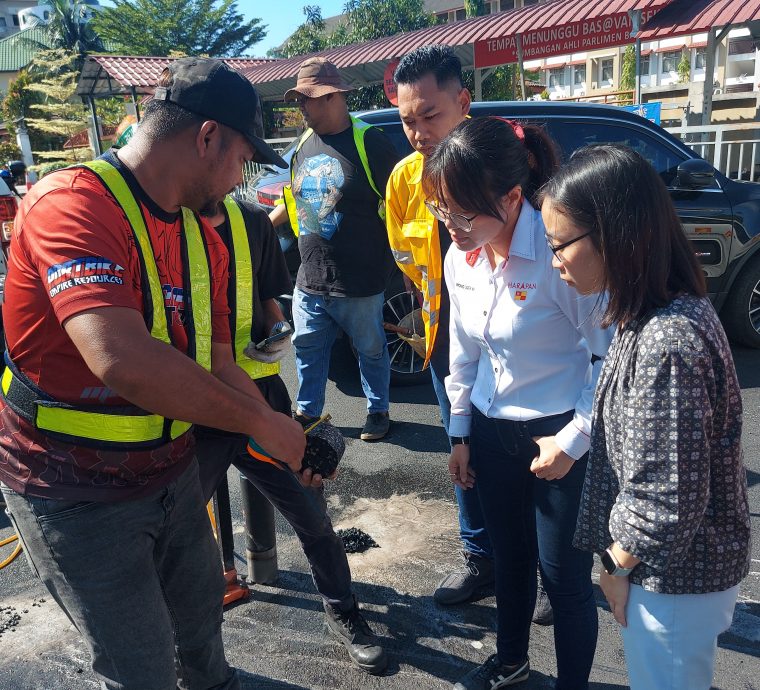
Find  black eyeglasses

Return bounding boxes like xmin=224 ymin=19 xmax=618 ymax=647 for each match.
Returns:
xmin=545 ymin=232 xmax=592 ymax=261
xmin=425 ymin=200 xmax=477 ymax=233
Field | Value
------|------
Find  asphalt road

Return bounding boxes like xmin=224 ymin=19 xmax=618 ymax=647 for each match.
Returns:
xmin=0 ymin=338 xmax=758 ymax=689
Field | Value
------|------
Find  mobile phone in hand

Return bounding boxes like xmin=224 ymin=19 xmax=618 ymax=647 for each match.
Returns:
xmin=254 ymin=328 xmax=292 ymax=351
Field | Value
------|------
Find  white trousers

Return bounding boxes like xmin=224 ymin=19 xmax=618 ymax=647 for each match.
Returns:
xmin=621 ymin=583 xmax=739 ymax=690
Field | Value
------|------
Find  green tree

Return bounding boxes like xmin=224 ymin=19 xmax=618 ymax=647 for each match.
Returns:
xmin=464 ymin=0 xmax=487 ymax=16
xmin=271 ymin=5 xmax=328 ymax=59
xmin=343 ymin=0 xmax=433 ymax=43
xmin=45 ymin=0 xmax=105 ymax=57
xmin=621 ymin=45 xmax=636 ymax=92
xmin=93 ymin=0 xmax=266 ymax=57
xmin=677 ymin=49 xmax=691 ymax=83
xmin=23 ymin=49 xmax=92 ymax=163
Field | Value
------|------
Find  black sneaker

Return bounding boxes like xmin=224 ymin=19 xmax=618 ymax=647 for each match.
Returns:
xmin=360 ymin=412 xmax=390 ymax=441
xmin=453 ymin=654 xmax=529 ymax=689
xmin=324 ymin=597 xmax=387 ymax=674
xmin=434 ymin=552 xmax=495 ymax=605
xmin=532 ymin=576 xmax=554 ymax=626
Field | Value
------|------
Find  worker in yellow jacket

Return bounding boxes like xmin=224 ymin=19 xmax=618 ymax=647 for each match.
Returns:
xmin=386 ymin=45 xmax=496 ymax=608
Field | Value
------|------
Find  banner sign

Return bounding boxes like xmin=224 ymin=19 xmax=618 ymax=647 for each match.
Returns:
xmin=620 ymin=101 xmax=662 ymax=125
xmin=474 ymin=9 xmax=659 ymax=69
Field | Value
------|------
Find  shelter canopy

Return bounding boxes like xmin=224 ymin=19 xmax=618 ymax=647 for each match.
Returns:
xmin=76 ymin=55 xmax=275 ymax=98
xmin=243 ymin=0 xmax=672 ymax=101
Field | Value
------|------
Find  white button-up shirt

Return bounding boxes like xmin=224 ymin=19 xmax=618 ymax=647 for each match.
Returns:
xmin=444 ymin=200 xmax=612 ymax=460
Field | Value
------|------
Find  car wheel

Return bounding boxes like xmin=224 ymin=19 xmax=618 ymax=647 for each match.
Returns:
xmin=383 ymin=289 xmax=430 ymax=386
xmin=723 ymin=255 xmax=760 ymax=348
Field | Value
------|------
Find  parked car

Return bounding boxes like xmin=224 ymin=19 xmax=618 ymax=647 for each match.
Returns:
xmin=248 ymin=101 xmax=760 ymax=384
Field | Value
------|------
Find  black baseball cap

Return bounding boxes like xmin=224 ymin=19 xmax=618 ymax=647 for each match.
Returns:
xmin=153 ymin=57 xmax=287 ymax=168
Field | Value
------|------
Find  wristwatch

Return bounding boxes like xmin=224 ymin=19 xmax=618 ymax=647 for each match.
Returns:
xmin=600 ymin=548 xmax=634 ymax=577
xmin=450 ymin=436 xmax=470 ymax=446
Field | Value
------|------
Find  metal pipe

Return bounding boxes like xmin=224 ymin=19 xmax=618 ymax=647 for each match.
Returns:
xmin=240 ymin=475 xmax=278 ymax=584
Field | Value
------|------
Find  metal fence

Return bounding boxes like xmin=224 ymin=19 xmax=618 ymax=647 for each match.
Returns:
xmin=666 ymin=122 xmax=760 ymax=182
xmin=236 ymin=136 xmax=297 ymax=202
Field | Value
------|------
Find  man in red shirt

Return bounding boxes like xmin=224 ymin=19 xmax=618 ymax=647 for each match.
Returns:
xmin=0 ymin=58 xmax=305 ymax=689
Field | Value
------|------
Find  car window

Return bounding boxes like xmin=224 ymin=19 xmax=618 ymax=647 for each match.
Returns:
xmin=0 ymin=177 xmax=12 ymax=196
xmin=542 ymin=120 xmax=688 ymax=187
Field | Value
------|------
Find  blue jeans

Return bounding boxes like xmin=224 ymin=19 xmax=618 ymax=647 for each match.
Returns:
xmin=430 ymin=358 xmax=492 ymax=560
xmin=2 ymin=461 xmax=238 ymax=690
xmin=292 ymin=288 xmax=390 ymax=417
xmin=470 ymin=408 xmax=597 ymax=690
xmin=622 ymin=584 xmax=739 ymax=690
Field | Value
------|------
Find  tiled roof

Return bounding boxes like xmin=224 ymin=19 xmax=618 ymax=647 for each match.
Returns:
xmin=242 ymin=0 xmax=672 ymax=99
xmin=77 ymin=54 xmax=277 ymax=96
xmin=0 ymin=26 xmax=50 ymax=73
xmin=639 ymin=0 xmax=760 ymax=40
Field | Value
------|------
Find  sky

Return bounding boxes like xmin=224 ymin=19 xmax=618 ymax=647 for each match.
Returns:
xmin=238 ymin=0 xmax=347 ymax=55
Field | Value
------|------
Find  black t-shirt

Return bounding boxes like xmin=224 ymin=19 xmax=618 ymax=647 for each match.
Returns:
xmin=429 ymin=220 xmax=452 ymax=375
xmin=212 ymin=200 xmax=292 ymax=350
xmin=195 ymin=201 xmax=293 ymax=442
xmin=291 ymin=124 xmax=399 ymax=297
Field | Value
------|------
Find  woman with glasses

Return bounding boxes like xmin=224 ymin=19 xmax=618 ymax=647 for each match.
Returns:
xmin=541 ymin=144 xmax=750 ymax=690
xmin=423 ymin=117 xmax=611 ymax=690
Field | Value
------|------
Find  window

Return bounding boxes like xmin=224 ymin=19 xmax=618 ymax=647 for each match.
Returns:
xmin=435 ymin=12 xmax=448 ymax=23
xmin=43 ymin=10 xmax=50 ymax=19
xmin=545 ymin=121 xmax=687 ymax=187
xmin=455 ymin=9 xmax=466 ymax=20
xmin=0 ymin=18 xmax=6 ymax=27
xmin=600 ymin=58 xmax=614 ymax=83
xmin=500 ymin=0 xmax=515 ymax=9
xmin=574 ymin=65 xmax=586 ymax=85
xmin=523 ymin=0 xmax=539 ymax=5
xmin=12 ymin=14 xmax=19 ymax=26
xmin=549 ymin=68 xmax=565 ymax=88
xmin=640 ymin=55 xmax=651 ymax=74
xmin=661 ymin=50 xmax=681 ymax=73
xmin=695 ymin=48 xmax=706 ymax=70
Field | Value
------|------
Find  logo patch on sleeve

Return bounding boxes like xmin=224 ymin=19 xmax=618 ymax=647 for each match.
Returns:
xmin=47 ymin=257 xmax=125 ymax=297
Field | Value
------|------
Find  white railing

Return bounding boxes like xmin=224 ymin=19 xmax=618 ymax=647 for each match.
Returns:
xmin=666 ymin=122 xmax=760 ymax=182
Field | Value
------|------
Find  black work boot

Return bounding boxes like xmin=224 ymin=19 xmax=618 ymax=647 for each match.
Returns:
xmin=360 ymin=411 xmax=390 ymax=441
xmin=324 ymin=597 xmax=387 ymax=674
xmin=434 ymin=552 xmax=495 ymax=605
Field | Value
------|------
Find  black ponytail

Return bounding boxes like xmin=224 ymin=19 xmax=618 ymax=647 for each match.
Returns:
xmin=422 ymin=117 xmax=560 ymax=217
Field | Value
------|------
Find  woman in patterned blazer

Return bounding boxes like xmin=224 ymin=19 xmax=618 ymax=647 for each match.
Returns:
xmin=541 ymin=143 xmax=751 ymax=690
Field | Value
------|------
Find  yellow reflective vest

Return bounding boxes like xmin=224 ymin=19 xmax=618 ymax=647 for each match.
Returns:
xmin=222 ymin=196 xmax=279 ymax=380
xmin=282 ymin=116 xmax=385 ymax=236
xmin=1 ymin=159 xmax=212 ymax=448
xmin=385 ymin=151 xmax=442 ymax=367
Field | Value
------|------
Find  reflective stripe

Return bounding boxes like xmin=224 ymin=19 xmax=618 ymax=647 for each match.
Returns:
xmin=391 ymin=249 xmax=415 ymax=265
xmin=427 ymin=278 xmax=441 ymax=298
xmin=237 ymin=356 xmax=280 ymax=379
xmin=428 ymin=310 xmax=439 ymax=328
xmin=223 ymin=196 xmax=281 ymax=380
xmin=2 ymin=367 xmax=192 ymax=444
xmin=182 ymin=207 xmax=212 ymax=372
xmin=82 ymin=160 xmax=169 ymax=345
xmin=224 ymin=197 xmax=254 ymax=362
xmin=36 ymin=405 xmax=191 ymax=443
